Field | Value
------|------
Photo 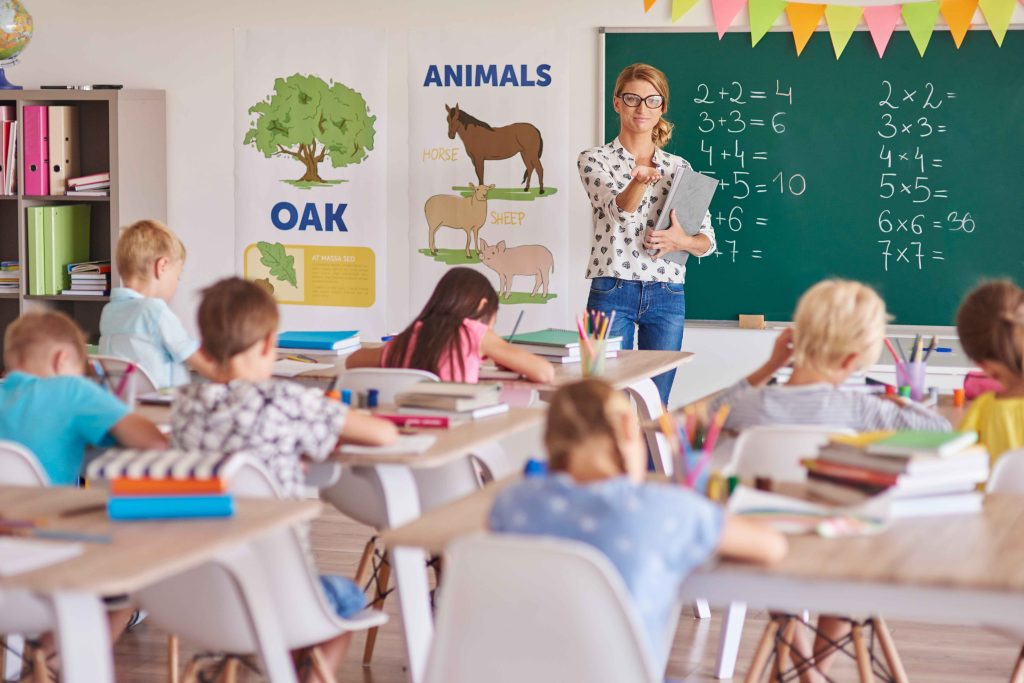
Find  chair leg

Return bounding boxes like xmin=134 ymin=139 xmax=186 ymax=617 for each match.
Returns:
xmin=715 ymin=601 xmax=747 ymax=679
xmin=219 ymin=657 xmax=239 ymax=683
xmin=851 ymin=624 xmax=875 ymax=683
xmin=354 ymin=537 xmax=376 ymax=588
xmin=32 ymin=646 xmax=47 ymax=683
xmin=744 ymin=618 xmax=781 ymax=683
xmin=772 ymin=617 xmax=798 ymax=681
xmin=1010 ymin=644 xmax=1024 ymax=683
xmin=4 ymin=635 xmax=25 ymax=682
xmin=872 ymin=617 xmax=908 ymax=683
xmin=693 ymin=598 xmax=711 ymax=619
xmin=310 ymin=646 xmax=339 ymax=683
xmin=168 ymin=634 xmax=179 ymax=683
xmin=180 ymin=659 xmax=201 ymax=683
xmin=0 ymin=636 xmax=6 ymax=682
xmin=362 ymin=560 xmax=392 ymax=666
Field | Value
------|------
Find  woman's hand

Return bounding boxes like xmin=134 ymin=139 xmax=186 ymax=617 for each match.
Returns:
xmin=630 ymin=166 xmax=662 ymax=185
xmin=644 ymin=209 xmax=690 ymax=259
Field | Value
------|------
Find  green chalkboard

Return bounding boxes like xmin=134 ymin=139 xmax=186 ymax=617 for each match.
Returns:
xmin=603 ymin=30 xmax=1024 ymax=325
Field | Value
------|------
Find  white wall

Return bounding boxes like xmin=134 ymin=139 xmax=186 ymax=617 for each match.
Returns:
xmin=20 ymin=0 xmax=1011 ymax=406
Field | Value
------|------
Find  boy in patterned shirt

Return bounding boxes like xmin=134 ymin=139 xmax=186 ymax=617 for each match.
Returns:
xmin=171 ymin=276 xmax=398 ymax=674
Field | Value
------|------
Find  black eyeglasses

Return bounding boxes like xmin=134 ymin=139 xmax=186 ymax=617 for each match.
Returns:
xmin=617 ymin=92 xmax=665 ymax=109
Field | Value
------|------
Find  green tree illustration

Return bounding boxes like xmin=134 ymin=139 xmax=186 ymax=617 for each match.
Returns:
xmin=244 ymin=74 xmax=376 ymax=184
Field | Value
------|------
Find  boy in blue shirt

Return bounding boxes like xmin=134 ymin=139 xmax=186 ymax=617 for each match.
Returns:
xmin=1 ymin=311 xmax=167 ymax=484
xmin=99 ymin=220 xmax=218 ymax=388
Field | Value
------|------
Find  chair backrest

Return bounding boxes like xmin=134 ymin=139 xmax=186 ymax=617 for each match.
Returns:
xmin=334 ymin=367 xmax=439 ymax=403
xmin=425 ymin=534 xmax=661 ymax=683
xmin=729 ymin=425 xmax=856 ymax=483
xmin=987 ymin=449 xmax=1024 ymax=493
xmin=0 ymin=441 xmax=49 ymax=486
xmin=136 ymin=454 xmax=349 ymax=652
xmin=88 ymin=354 xmax=159 ymax=398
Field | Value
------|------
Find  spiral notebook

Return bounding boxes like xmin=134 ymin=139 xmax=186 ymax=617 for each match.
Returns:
xmin=647 ymin=165 xmax=719 ymax=266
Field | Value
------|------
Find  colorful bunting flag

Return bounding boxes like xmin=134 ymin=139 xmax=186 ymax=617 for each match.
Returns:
xmin=941 ymin=0 xmax=978 ymax=47
xmin=644 ymin=0 xmax=658 ymax=11
xmin=787 ymin=3 xmax=826 ymax=55
xmin=863 ymin=5 xmax=902 ymax=57
xmin=750 ymin=0 xmax=788 ymax=45
xmin=673 ymin=0 xmax=701 ymax=21
xmin=902 ymin=1 xmax=941 ymax=56
xmin=825 ymin=5 xmax=864 ymax=58
xmin=978 ymin=0 xmax=1015 ymax=45
xmin=712 ymin=0 xmax=749 ymax=36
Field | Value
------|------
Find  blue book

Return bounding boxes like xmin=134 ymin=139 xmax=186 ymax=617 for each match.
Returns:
xmin=277 ymin=330 xmax=360 ymax=350
xmin=107 ymin=494 xmax=235 ymax=520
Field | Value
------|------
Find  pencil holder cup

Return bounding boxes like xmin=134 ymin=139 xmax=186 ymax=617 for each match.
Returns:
xmin=581 ymin=338 xmax=608 ymax=377
xmin=895 ymin=361 xmax=927 ymax=402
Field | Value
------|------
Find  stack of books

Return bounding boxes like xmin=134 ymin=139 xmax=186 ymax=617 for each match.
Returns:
xmin=803 ymin=431 xmax=988 ymax=517
xmin=66 ymin=171 xmax=110 ymax=197
xmin=0 ymin=260 xmax=18 ymax=293
xmin=63 ymin=259 xmax=111 ymax=297
xmin=394 ymin=381 xmax=507 ymax=425
xmin=86 ymin=450 xmax=238 ymax=520
xmin=277 ymin=330 xmax=360 ymax=357
xmin=508 ymin=328 xmax=622 ymax=364
xmin=26 ymin=204 xmax=91 ymax=296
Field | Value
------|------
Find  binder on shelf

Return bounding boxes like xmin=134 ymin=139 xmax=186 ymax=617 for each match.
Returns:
xmin=41 ymin=205 xmax=91 ymax=295
xmin=26 ymin=207 xmax=44 ymax=295
xmin=4 ymin=120 xmax=16 ymax=195
xmin=47 ymin=106 xmax=79 ymax=195
xmin=23 ymin=105 xmax=48 ymax=196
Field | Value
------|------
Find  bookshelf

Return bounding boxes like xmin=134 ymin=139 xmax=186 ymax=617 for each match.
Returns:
xmin=0 ymin=89 xmax=166 ymax=370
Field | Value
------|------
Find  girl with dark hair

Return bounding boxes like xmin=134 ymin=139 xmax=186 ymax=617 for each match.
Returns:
xmin=346 ymin=267 xmax=554 ymax=384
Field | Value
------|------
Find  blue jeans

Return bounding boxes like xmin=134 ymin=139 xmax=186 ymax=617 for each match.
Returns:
xmin=586 ymin=277 xmax=685 ymax=406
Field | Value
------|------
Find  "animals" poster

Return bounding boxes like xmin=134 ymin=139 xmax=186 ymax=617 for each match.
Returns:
xmin=408 ymin=30 xmax=569 ymax=335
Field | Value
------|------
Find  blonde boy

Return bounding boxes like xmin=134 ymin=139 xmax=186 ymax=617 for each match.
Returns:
xmin=1 ymin=311 xmax=167 ymax=484
xmin=99 ymin=220 xmax=217 ymax=388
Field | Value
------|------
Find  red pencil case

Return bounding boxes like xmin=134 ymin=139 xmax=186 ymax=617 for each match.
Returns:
xmin=964 ymin=370 xmax=1004 ymax=399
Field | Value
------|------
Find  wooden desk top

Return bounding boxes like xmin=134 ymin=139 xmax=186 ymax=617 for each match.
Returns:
xmin=0 ymin=486 xmax=320 ymax=595
xmin=546 ymin=350 xmax=694 ymax=392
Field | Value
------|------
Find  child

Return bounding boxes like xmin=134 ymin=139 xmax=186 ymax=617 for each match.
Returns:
xmin=346 ymin=267 xmax=555 ymax=384
xmin=705 ymin=278 xmax=949 ymax=676
xmin=171 ymin=277 xmax=398 ymax=678
xmin=99 ymin=220 xmax=218 ymax=389
xmin=490 ymin=378 xmax=787 ymax=659
xmin=956 ymin=280 xmax=1024 ymax=465
xmin=0 ymin=311 xmax=168 ymax=485
xmin=708 ymin=279 xmax=951 ymax=433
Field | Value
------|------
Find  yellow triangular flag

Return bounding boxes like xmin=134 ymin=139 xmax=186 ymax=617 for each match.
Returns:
xmin=978 ymin=0 xmax=1015 ymax=45
xmin=825 ymin=5 xmax=864 ymax=58
xmin=902 ymin=1 xmax=941 ymax=56
xmin=941 ymin=0 xmax=978 ymax=47
xmin=672 ymin=0 xmax=701 ymax=21
xmin=750 ymin=0 xmax=789 ymax=45
xmin=787 ymin=3 xmax=825 ymax=55
xmin=644 ymin=0 xmax=658 ymax=11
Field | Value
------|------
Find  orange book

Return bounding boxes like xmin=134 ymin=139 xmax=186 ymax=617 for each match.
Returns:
xmin=110 ymin=477 xmax=228 ymax=496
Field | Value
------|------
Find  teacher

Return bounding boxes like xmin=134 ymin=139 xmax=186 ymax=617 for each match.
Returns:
xmin=578 ymin=63 xmax=716 ymax=406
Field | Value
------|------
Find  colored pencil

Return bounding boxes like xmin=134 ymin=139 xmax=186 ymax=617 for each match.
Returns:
xmin=883 ymin=338 xmax=905 ymax=373
xmin=576 ymin=316 xmax=595 ymax=356
xmin=893 ymin=338 xmax=908 ymax=365
xmin=114 ymin=363 xmax=136 ymax=399
xmin=923 ymin=335 xmax=939 ymax=362
xmin=507 ymin=310 xmax=524 ymax=343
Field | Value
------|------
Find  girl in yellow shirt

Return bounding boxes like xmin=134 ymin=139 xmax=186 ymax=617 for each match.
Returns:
xmin=957 ymin=281 xmax=1024 ymax=466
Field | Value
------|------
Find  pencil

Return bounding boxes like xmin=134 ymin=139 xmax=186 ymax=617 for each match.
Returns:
xmin=893 ymin=338 xmax=908 ymax=365
xmin=507 ymin=310 xmax=524 ymax=343
xmin=576 ymin=316 xmax=595 ymax=356
xmin=883 ymin=338 xmax=905 ymax=374
xmin=114 ymin=363 xmax=136 ymax=398
xmin=912 ymin=335 xmax=923 ymax=363
xmin=923 ymin=335 xmax=939 ymax=362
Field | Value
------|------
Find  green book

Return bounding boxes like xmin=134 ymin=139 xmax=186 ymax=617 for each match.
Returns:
xmin=26 ymin=207 xmax=45 ymax=295
xmin=865 ymin=431 xmax=979 ymax=458
xmin=505 ymin=328 xmax=581 ymax=347
xmin=41 ymin=205 xmax=91 ymax=295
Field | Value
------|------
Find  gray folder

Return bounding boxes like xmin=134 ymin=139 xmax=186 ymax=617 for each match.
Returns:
xmin=648 ymin=165 xmax=719 ymax=265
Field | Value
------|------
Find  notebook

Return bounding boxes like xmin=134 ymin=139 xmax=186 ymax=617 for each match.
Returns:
xmin=647 ymin=165 xmax=719 ymax=266
xmin=272 ymin=359 xmax=335 ymax=377
xmin=277 ymin=330 xmax=360 ymax=350
xmin=865 ymin=431 xmax=979 ymax=458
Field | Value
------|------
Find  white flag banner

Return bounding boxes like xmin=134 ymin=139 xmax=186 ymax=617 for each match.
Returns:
xmin=234 ymin=29 xmax=388 ymax=337
xmin=407 ymin=30 xmax=569 ymax=335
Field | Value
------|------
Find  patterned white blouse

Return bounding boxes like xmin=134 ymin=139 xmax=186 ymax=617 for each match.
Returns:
xmin=578 ymin=138 xmax=716 ymax=284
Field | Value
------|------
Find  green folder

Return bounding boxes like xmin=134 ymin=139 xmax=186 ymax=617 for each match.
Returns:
xmin=26 ymin=207 xmax=45 ymax=295
xmin=41 ymin=205 xmax=91 ymax=295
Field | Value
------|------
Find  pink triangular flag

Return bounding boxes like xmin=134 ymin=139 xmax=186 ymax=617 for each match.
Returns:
xmin=713 ymin=0 xmax=749 ymax=37
xmin=863 ymin=5 xmax=903 ymax=57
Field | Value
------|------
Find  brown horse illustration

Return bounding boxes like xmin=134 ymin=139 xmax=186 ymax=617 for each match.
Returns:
xmin=445 ymin=103 xmax=545 ymax=194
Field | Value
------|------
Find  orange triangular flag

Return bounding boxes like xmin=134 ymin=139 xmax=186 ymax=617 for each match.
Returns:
xmin=786 ymin=3 xmax=826 ymax=55
xmin=941 ymin=0 xmax=978 ymax=47
xmin=644 ymin=0 xmax=658 ymax=11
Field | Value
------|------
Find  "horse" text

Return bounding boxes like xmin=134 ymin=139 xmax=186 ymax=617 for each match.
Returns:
xmin=422 ymin=147 xmax=461 ymax=161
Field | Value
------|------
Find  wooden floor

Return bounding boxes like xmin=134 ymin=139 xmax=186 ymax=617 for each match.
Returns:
xmin=105 ymin=506 xmax=1021 ymax=682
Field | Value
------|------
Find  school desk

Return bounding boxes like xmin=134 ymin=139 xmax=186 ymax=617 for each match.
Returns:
xmin=0 ymin=486 xmax=320 ymax=683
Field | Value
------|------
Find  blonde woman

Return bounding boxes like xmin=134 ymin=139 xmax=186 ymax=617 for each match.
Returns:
xmin=579 ymin=63 xmax=716 ymax=405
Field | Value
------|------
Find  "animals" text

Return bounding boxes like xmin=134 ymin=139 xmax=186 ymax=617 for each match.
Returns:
xmin=423 ymin=64 xmax=552 ymax=88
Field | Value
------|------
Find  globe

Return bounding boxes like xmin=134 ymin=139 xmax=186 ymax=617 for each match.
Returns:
xmin=0 ymin=0 xmax=30 ymax=90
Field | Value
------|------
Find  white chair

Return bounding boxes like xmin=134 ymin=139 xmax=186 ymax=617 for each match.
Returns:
xmin=334 ymin=367 xmax=439 ymax=404
xmin=134 ymin=453 xmax=386 ymax=683
xmin=987 ymin=449 xmax=1024 ymax=493
xmin=425 ymin=534 xmax=668 ymax=683
xmin=728 ymin=424 xmax=856 ymax=483
xmin=88 ymin=354 xmax=159 ymax=399
xmin=0 ymin=442 xmax=52 ymax=681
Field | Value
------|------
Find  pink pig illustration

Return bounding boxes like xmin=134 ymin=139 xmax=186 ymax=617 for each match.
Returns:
xmin=479 ymin=239 xmax=554 ymax=299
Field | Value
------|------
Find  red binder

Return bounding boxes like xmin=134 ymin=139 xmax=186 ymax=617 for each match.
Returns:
xmin=23 ymin=105 xmax=48 ymax=196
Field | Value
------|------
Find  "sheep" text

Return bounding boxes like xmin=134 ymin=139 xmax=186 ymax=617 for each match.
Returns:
xmin=490 ymin=211 xmax=526 ymax=225
xmin=271 ymin=202 xmax=348 ymax=232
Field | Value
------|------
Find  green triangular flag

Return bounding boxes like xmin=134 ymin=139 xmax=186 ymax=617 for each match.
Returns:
xmin=750 ymin=0 xmax=788 ymax=45
xmin=672 ymin=0 xmax=701 ymax=21
xmin=978 ymin=0 xmax=1015 ymax=45
xmin=902 ymin=1 xmax=941 ymax=56
xmin=825 ymin=5 xmax=863 ymax=59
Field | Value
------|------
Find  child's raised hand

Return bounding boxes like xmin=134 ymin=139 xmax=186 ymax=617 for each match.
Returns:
xmin=767 ymin=328 xmax=795 ymax=369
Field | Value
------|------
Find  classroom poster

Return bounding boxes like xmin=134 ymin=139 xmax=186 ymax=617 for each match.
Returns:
xmin=234 ymin=29 xmax=388 ymax=336
xmin=408 ymin=30 xmax=569 ymax=335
